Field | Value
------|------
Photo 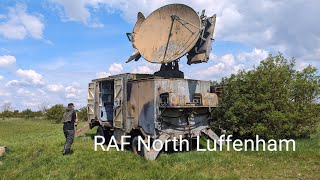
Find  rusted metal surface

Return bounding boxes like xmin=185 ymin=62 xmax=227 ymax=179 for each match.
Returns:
xmin=125 ymin=75 xmax=218 ymax=137
xmin=86 ymin=73 xmax=221 ymax=159
xmin=90 ymin=74 xmax=218 ymax=137
xmin=202 ymin=93 xmax=218 ymax=107
xmin=133 ymin=4 xmax=201 ymax=63
xmin=127 ymin=79 xmax=156 ymax=135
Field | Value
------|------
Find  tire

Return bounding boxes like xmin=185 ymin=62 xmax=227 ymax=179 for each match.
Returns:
xmin=131 ymin=136 xmax=144 ymax=156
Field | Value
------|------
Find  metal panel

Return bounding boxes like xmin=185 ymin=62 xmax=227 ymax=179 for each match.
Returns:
xmin=154 ymin=79 xmax=214 ymax=107
xmin=87 ymin=82 xmax=95 ymax=121
xmin=94 ymin=82 xmax=100 ymax=118
xmin=127 ymin=81 xmax=139 ymax=128
xmin=187 ymin=15 xmax=216 ymax=64
xmin=138 ymin=80 xmax=156 ymax=135
xmin=113 ymin=78 xmax=123 ymax=128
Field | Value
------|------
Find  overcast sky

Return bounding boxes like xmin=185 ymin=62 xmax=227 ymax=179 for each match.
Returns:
xmin=0 ymin=0 xmax=319 ymax=110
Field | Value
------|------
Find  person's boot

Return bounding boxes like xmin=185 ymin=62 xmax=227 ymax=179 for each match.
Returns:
xmin=63 ymin=148 xmax=70 ymax=155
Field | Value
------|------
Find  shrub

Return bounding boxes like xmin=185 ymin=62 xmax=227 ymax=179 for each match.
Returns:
xmin=21 ymin=109 xmax=36 ymax=119
xmin=211 ymin=53 xmax=320 ymax=139
xmin=75 ymin=107 xmax=87 ymax=121
xmin=0 ymin=110 xmax=13 ymax=120
xmin=46 ymin=104 xmax=66 ymax=123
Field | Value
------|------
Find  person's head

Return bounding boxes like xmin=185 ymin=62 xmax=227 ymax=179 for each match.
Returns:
xmin=67 ymin=103 xmax=74 ymax=111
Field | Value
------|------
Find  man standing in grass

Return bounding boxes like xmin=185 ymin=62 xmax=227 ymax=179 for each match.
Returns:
xmin=62 ymin=103 xmax=78 ymax=155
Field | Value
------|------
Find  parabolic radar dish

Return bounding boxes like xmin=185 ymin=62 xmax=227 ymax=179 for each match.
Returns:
xmin=133 ymin=4 xmax=202 ymax=64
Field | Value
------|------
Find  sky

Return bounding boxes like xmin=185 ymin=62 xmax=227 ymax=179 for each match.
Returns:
xmin=0 ymin=0 xmax=319 ymax=110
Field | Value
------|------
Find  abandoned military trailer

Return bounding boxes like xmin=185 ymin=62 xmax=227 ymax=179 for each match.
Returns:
xmin=76 ymin=4 xmax=224 ymax=160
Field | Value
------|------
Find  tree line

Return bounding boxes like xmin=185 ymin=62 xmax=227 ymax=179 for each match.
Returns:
xmin=0 ymin=103 xmax=87 ymax=123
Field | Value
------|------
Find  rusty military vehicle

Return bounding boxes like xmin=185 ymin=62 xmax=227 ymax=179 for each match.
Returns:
xmin=76 ymin=4 xmax=223 ymax=160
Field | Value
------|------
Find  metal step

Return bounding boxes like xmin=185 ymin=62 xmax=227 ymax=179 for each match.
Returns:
xmin=75 ymin=124 xmax=90 ymax=138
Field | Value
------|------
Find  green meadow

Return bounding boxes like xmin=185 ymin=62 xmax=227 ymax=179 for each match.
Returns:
xmin=0 ymin=119 xmax=319 ymax=179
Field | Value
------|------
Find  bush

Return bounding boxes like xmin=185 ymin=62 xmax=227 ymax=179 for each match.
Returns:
xmin=12 ymin=110 xmax=20 ymax=118
xmin=0 ymin=110 xmax=13 ymax=120
xmin=46 ymin=104 xmax=66 ymax=123
xmin=212 ymin=53 xmax=320 ymax=139
xmin=75 ymin=107 xmax=87 ymax=121
xmin=21 ymin=109 xmax=36 ymax=119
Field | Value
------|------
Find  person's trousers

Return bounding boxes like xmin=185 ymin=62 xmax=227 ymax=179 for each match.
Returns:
xmin=63 ymin=130 xmax=75 ymax=153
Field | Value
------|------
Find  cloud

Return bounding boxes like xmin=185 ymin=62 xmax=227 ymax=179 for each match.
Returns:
xmin=191 ymin=48 xmax=269 ymax=80
xmin=16 ymin=88 xmax=48 ymax=108
xmin=0 ymin=89 xmax=10 ymax=97
xmin=21 ymin=101 xmax=41 ymax=107
xmin=49 ymin=0 xmax=170 ymax=26
xmin=209 ymin=53 xmax=218 ymax=62
xmin=0 ymin=55 xmax=16 ymax=68
xmin=201 ymin=0 xmax=320 ymax=62
xmin=108 ymin=63 xmax=123 ymax=74
xmin=131 ymin=66 xmax=154 ymax=74
xmin=65 ymin=82 xmax=83 ymax=101
xmin=16 ymin=69 xmax=45 ymax=85
xmin=17 ymin=88 xmax=35 ymax=97
xmin=17 ymin=88 xmax=29 ymax=95
xmin=16 ymin=88 xmax=47 ymax=98
xmin=50 ymin=0 xmax=104 ymax=27
xmin=4 ymin=79 xmax=85 ymax=110
xmin=40 ymin=59 xmax=66 ymax=70
xmin=0 ymin=4 xmax=45 ymax=40
xmin=130 ymin=61 xmax=160 ymax=74
xmin=0 ymin=75 xmax=4 ymax=81
xmin=194 ymin=54 xmax=235 ymax=77
xmin=0 ymin=48 xmax=10 ymax=54
xmin=50 ymin=0 xmax=320 ymax=63
xmin=47 ymin=84 xmax=65 ymax=92
xmin=96 ymin=63 xmax=123 ymax=78
xmin=5 ymin=80 xmax=21 ymax=87
xmin=237 ymin=48 xmax=269 ymax=65
xmin=96 ymin=71 xmax=110 ymax=78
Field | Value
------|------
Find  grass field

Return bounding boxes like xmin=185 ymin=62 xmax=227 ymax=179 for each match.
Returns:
xmin=0 ymin=119 xmax=319 ymax=180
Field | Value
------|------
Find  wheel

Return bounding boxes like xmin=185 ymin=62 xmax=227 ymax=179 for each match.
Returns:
xmin=95 ymin=126 xmax=105 ymax=143
xmin=103 ymin=127 xmax=112 ymax=145
xmin=131 ymin=136 xmax=144 ymax=156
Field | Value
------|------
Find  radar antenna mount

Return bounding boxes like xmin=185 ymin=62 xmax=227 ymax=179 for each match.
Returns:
xmin=154 ymin=60 xmax=184 ymax=78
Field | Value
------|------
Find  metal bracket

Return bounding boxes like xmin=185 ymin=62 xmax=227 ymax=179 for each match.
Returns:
xmin=126 ymin=33 xmax=132 ymax=42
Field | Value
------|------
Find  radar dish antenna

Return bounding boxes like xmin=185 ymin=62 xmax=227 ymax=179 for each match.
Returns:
xmin=133 ymin=4 xmax=202 ymax=64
